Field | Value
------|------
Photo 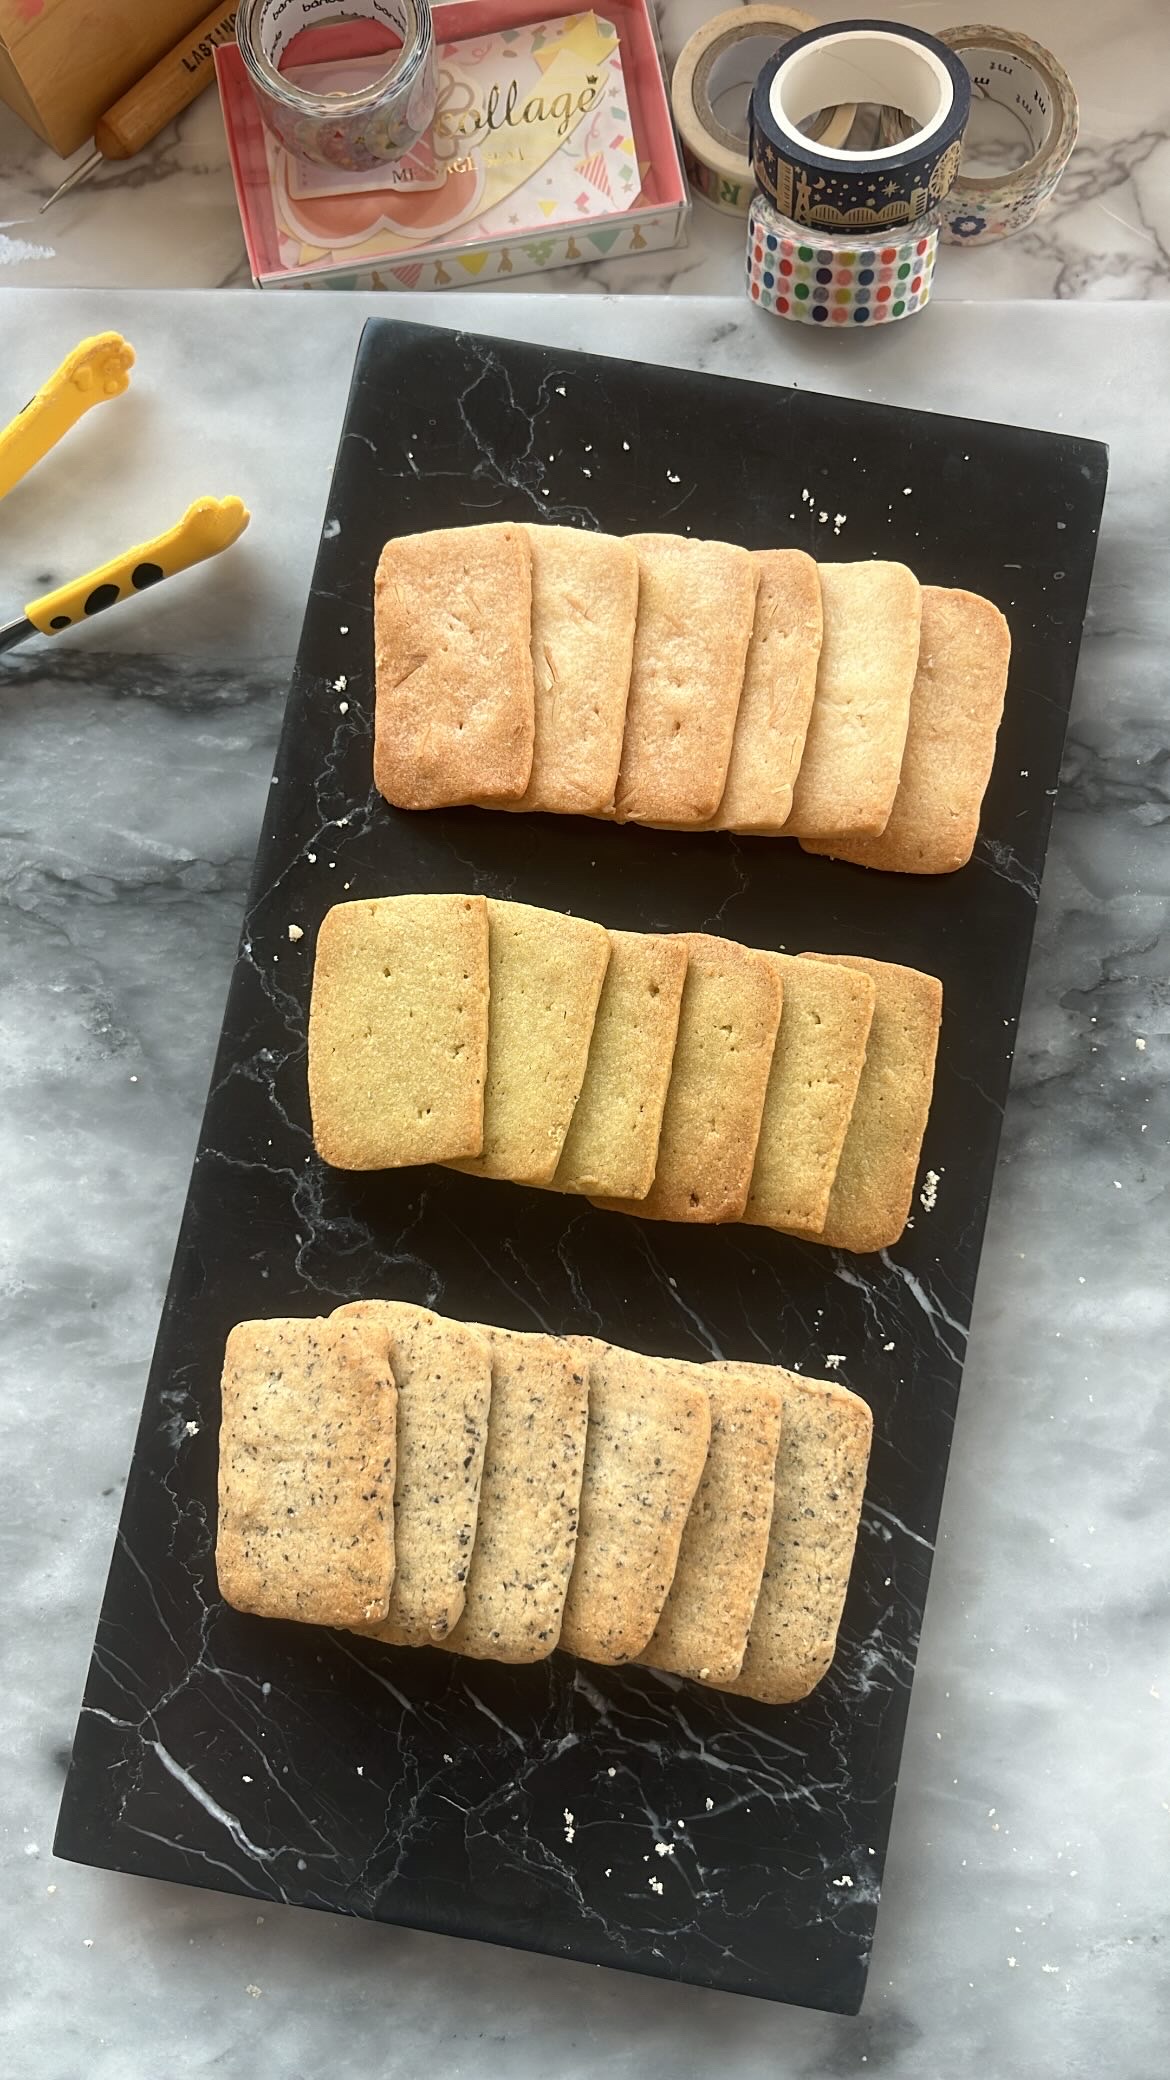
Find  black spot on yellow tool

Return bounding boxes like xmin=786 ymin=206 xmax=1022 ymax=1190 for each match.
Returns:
xmin=0 ymin=330 xmax=250 ymax=655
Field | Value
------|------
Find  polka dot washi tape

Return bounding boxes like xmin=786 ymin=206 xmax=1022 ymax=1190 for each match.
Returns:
xmin=746 ymin=189 xmax=940 ymax=325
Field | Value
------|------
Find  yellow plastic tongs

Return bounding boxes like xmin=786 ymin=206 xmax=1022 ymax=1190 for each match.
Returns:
xmin=0 ymin=331 xmax=249 ymax=655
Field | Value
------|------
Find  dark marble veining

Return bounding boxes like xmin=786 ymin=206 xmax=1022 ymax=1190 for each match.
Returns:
xmin=51 ymin=316 xmax=1104 ymax=2015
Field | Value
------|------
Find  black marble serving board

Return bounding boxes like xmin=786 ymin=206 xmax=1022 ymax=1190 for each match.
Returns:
xmin=55 ymin=318 xmax=1107 ymax=2015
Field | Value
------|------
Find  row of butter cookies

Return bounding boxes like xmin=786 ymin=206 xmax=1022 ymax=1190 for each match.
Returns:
xmin=371 ymin=522 xmax=1010 ymax=873
xmin=307 ymin=894 xmax=942 ymax=1254
xmin=216 ymin=1305 xmax=873 ymax=1702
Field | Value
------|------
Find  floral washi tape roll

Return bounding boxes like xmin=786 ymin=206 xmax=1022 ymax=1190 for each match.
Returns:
xmin=750 ymin=17 xmax=970 ymax=231
xmin=671 ymin=6 xmax=855 ymax=217
xmin=746 ymin=188 xmax=940 ymax=324
xmin=878 ymin=24 xmax=1078 ymax=244
xmin=237 ymin=0 xmax=437 ymax=170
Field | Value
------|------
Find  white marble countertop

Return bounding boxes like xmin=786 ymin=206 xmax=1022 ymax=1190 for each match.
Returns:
xmin=1 ymin=1 xmax=1169 ymax=298
xmin=0 ymin=286 xmax=1165 ymax=2078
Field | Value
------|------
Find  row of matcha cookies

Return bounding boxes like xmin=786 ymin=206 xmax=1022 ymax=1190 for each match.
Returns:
xmin=307 ymin=892 xmax=942 ymax=1254
xmin=217 ymin=1304 xmax=872 ymax=1703
xmin=372 ymin=522 xmax=1011 ymax=875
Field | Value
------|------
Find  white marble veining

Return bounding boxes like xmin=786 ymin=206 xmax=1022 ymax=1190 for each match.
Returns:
xmin=1 ymin=1 xmax=1169 ymax=297
xmin=0 ymin=287 xmax=1166 ymax=2077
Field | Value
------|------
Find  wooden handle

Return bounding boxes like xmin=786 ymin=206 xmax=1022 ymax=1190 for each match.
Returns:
xmin=94 ymin=4 xmax=238 ymax=161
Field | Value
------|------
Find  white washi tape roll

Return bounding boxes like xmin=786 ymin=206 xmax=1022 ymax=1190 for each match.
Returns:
xmin=671 ymin=6 xmax=855 ymax=216
xmin=878 ymin=23 xmax=1078 ymax=244
xmin=237 ymin=0 xmax=437 ymax=170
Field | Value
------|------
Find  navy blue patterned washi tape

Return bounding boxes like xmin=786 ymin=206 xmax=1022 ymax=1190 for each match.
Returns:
xmin=750 ymin=18 xmax=971 ymax=231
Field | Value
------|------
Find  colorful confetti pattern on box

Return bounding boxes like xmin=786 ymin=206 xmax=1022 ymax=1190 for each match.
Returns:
xmin=746 ymin=191 xmax=940 ymax=326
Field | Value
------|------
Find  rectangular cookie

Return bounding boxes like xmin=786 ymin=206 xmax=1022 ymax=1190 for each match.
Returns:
xmin=441 ymin=1328 xmax=589 ymax=1662
xmin=216 ymin=1316 xmax=396 ymax=1629
xmin=802 ymin=586 xmax=1011 ymax=874
xmin=497 ymin=526 xmax=638 ymax=817
xmin=781 ymin=561 xmax=922 ymax=841
xmin=308 ymin=893 xmax=489 ymax=1170
xmin=593 ymin=933 xmax=782 ymax=1224
xmin=744 ymin=954 xmax=876 ymax=1238
xmin=639 ymin=1361 xmax=784 ymax=1686
xmin=449 ymin=899 xmax=610 ymax=1186
xmin=713 ymin=1371 xmax=872 ymax=1705
xmin=373 ymin=522 xmax=535 ymax=809
xmin=551 ymin=930 xmax=689 ymax=1200
xmin=333 ymin=1300 xmax=491 ymax=1647
xmin=804 ymin=953 xmax=943 ymax=1254
xmin=709 ymin=550 xmax=823 ymax=832
xmin=558 ymin=1340 xmax=711 ymax=1664
xmin=613 ymin=535 xmax=759 ymax=825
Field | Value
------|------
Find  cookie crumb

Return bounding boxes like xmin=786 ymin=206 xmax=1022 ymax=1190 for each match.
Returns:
xmin=287 ymin=924 xmax=304 ymax=943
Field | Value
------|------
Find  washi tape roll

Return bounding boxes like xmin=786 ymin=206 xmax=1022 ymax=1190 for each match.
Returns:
xmin=750 ymin=17 xmax=970 ymax=230
xmin=746 ymin=187 xmax=939 ymax=323
xmin=237 ymin=0 xmax=436 ymax=171
xmin=671 ymin=6 xmax=856 ymax=217
xmin=878 ymin=25 xmax=1077 ymax=244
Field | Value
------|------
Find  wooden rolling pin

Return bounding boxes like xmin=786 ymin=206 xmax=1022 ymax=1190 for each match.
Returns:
xmin=40 ymin=4 xmax=238 ymax=213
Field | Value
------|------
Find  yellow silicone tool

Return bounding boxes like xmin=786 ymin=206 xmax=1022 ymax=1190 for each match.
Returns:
xmin=0 ymin=333 xmax=135 ymax=502
xmin=20 ymin=496 xmax=250 ymax=638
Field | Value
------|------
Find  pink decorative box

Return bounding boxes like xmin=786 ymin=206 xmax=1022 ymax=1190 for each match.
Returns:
xmin=216 ymin=0 xmax=689 ymax=291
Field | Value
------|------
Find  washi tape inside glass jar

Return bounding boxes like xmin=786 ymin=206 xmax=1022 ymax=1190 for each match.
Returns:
xmin=237 ymin=0 xmax=437 ymax=170
xmin=750 ymin=18 xmax=971 ymax=229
